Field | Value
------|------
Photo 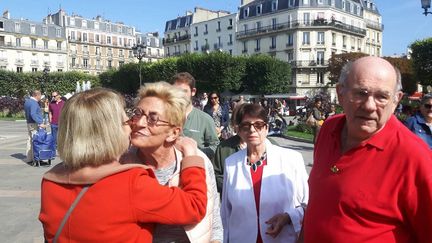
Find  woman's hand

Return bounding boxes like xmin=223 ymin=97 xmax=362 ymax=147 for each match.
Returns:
xmin=175 ymin=136 xmax=199 ymax=157
xmin=265 ymin=213 xmax=291 ymax=238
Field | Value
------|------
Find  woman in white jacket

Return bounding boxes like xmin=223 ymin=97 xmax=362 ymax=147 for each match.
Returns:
xmin=221 ymin=103 xmax=309 ymax=243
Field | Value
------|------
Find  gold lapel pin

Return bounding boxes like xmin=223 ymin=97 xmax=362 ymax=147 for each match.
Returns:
xmin=330 ymin=165 xmax=340 ymax=174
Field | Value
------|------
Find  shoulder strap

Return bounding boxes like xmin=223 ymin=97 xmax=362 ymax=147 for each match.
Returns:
xmin=53 ymin=186 xmax=90 ymax=243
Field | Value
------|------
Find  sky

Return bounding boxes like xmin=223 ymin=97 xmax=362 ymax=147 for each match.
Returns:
xmin=1 ymin=0 xmax=431 ymax=56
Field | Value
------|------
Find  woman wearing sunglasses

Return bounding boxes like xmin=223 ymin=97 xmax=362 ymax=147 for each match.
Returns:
xmin=204 ymin=91 xmax=230 ymax=139
xmin=121 ymin=81 xmax=223 ymax=243
xmin=221 ymin=103 xmax=309 ymax=243
xmin=39 ymin=88 xmax=207 ymax=242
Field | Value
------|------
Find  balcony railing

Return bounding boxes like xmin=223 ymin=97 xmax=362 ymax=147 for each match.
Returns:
xmin=236 ymin=19 xmax=366 ymax=39
xmin=0 ymin=42 xmax=67 ymax=53
xmin=15 ymin=59 xmax=24 ymax=65
xmin=201 ymin=44 xmax=210 ymax=52
xmin=365 ymin=20 xmax=384 ymax=31
xmin=30 ymin=60 xmax=39 ymax=66
xmin=227 ymin=25 xmax=233 ymax=30
xmin=290 ymin=60 xmax=328 ymax=68
xmin=163 ymin=34 xmax=191 ymax=45
xmin=43 ymin=61 xmax=51 ymax=66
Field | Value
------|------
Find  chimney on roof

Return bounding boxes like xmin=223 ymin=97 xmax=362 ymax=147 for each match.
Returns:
xmin=96 ymin=15 xmax=102 ymax=21
xmin=3 ymin=10 xmax=10 ymax=19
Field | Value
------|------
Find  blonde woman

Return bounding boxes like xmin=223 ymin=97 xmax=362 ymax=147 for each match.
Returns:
xmin=39 ymin=88 xmax=207 ymax=242
xmin=121 ymin=81 xmax=223 ymax=243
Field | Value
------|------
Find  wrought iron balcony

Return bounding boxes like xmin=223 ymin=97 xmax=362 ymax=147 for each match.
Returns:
xmin=163 ymin=34 xmax=191 ymax=45
xmin=236 ymin=19 xmax=366 ymax=39
xmin=290 ymin=60 xmax=328 ymax=68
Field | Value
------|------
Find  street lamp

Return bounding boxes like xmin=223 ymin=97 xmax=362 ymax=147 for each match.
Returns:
xmin=132 ymin=43 xmax=147 ymax=87
xmin=41 ymin=67 xmax=49 ymax=95
xmin=421 ymin=0 xmax=432 ymax=15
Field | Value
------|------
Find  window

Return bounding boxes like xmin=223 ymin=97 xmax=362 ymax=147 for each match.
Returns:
xmin=107 ymin=23 xmax=111 ymax=32
xmin=317 ymin=72 xmax=324 ymax=84
xmin=256 ymin=21 xmax=261 ymax=31
xmin=71 ymin=57 xmax=76 ymax=67
xmin=332 ymin=33 xmax=336 ymax=45
xmin=83 ymin=33 xmax=88 ymax=42
xmin=288 ymin=0 xmax=294 ymax=7
xmin=43 ymin=27 xmax=48 ymax=36
xmin=255 ymin=39 xmax=260 ymax=51
xmin=243 ymin=24 xmax=248 ymax=32
xmin=108 ymin=48 xmax=112 ymax=55
xmin=342 ymin=0 xmax=346 ymax=10
xmin=318 ymin=0 xmax=323 ymax=4
xmin=357 ymin=39 xmax=362 ymax=51
xmin=119 ymin=38 xmax=122 ymax=46
xmin=31 ymin=39 xmax=36 ymax=48
xmin=229 ymin=18 xmax=233 ymax=26
xmin=32 ymin=68 xmax=38 ymax=72
xmin=242 ymin=41 xmax=247 ymax=53
xmin=287 ymin=33 xmax=293 ymax=46
xmin=96 ymin=34 xmax=100 ymax=43
xmin=83 ymin=58 xmax=88 ymax=68
xmin=287 ymin=51 xmax=293 ymax=61
xmin=270 ymin=36 xmax=276 ymax=49
xmin=342 ymin=35 xmax=347 ymax=48
xmin=70 ymin=17 xmax=75 ymax=26
xmin=195 ymin=40 xmax=199 ymax=50
xmin=108 ymin=60 xmax=112 ymax=68
xmin=256 ymin=4 xmax=262 ymax=15
xmin=16 ymin=67 xmax=23 ymax=73
xmin=228 ymin=34 xmax=233 ymax=45
xmin=351 ymin=37 xmax=355 ymax=50
xmin=217 ymin=21 xmax=221 ymax=31
xmin=303 ymin=13 xmax=310 ymax=25
xmin=56 ymin=28 xmax=61 ymax=37
xmin=317 ymin=32 xmax=325 ymax=44
xmin=317 ymin=51 xmax=324 ymax=65
xmin=31 ymin=25 xmax=36 ymax=34
xmin=57 ymin=41 xmax=62 ymax=50
xmin=96 ymin=47 xmax=100 ymax=55
xmin=82 ymin=20 xmax=87 ymax=28
xmin=377 ymin=33 xmax=380 ymax=43
xmin=15 ymin=23 xmax=20 ymax=32
xmin=303 ymin=0 xmax=309 ymax=4
xmin=119 ymin=49 xmax=123 ymax=57
xmin=271 ymin=0 xmax=278 ymax=11
xmin=303 ymin=32 xmax=310 ymax=44
xmin=244 ymin=7 xmax=249 ymax=17
xmin=94 ymin=22 xmax=99 ymax=30
xmin=70 ymin=31 xmax=75 ymax=40
xmin=185 ymin=17 xmax=190 ymax=26
xmin=272 ymin=18 xmax=277 ymax=29
xmin=107 ymin=36 xmax=111 ymax=44
xmin=204 ymin=24 xmax=208 ymax=35
xmin=0 ymin=21 xmax=3 ymax=29
xmin=44 ymin=40 xmax=48 ymax=49
xmin=16 ymin=38 xmax=21 ymax=47
xmin=194 ymin=26 xmax=198 ymax=36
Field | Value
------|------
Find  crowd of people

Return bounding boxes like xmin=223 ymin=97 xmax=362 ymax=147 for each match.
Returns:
xmin=22 ymin=56 xmax=431 ymax=242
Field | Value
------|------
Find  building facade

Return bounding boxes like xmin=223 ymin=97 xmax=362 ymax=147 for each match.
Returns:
xmin=0 ymin=11 xmax=67 ymax=73
xmin=136 ymin=32 xmax=164 ymax=62
xmin=163 ymin=7 xmax=232 ymax=57
xmin=50 ymin=9 xmax=137 ymax=75
xmin=237 ymin=0 xmax=382 ymax=99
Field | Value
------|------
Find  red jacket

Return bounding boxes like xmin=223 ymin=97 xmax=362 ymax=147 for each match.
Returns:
xmin=39 ymin=159 xmax=207 ymax=243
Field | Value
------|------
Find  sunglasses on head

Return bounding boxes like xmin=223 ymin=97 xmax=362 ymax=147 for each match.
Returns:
xmin=211 ymin=96 xmax=218 ymax=100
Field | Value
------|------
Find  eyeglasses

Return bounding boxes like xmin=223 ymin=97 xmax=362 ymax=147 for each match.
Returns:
xmin=424 ymin=104 xmax=432 ymax=109
xmin=210 ymin=96 xmax=218 ymax=100
xmin=238 ymin=121 xmax=267 ymax=132
xmin=348 ymin=88 xmax=395 ymax=107
xmin=126 ymin=108 xmax=171 ymax=126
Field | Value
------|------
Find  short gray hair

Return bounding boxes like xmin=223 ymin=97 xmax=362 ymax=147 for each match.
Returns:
xmin=338 ymin=60 xmax=402 ymax=93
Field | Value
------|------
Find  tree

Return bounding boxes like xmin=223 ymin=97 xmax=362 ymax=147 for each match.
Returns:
xmin=177 ymin=52 xmax=245 ymax=92
xmin=241 ymin=54 xmax=291 ymax=94
xmin=327 ymin=52 xmax=368 ymax=84
xmin=383 ymin=57 xmax=416 ymax=95
xmin=410 ymin=38 xmax=432 ymax=88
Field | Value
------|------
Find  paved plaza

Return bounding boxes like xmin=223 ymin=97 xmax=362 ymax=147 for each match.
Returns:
xmin=0 ymin=120 xmax=313 ymax=243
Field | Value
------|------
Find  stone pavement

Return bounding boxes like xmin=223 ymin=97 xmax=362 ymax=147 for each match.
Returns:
xmin=0 ymin=120 xmax=313 ymax=243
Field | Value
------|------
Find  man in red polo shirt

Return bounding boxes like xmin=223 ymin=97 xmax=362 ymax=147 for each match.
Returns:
xmin=304 ymin=56 xmax=432 ymax=242
xmin=48 ymin=91 xmax=64 ymax=151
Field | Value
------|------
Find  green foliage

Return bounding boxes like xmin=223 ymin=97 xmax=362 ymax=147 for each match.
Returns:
xmin=0 ymin=70 xmax=98 ymax=97
xmin=177 ymin=52 xmax=245 ymax=92
xmin=241 ymin=54 xmax=291 ymax=94
xmin=410 ymin=38 xmax=432 ymax=87
xmin=100 ymin=53 xmax=290 ymax=95
xmin=327 ymin=52 xmax=368 ymax=84
xmin=383 ymin=57 xmax=416 ymax=95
